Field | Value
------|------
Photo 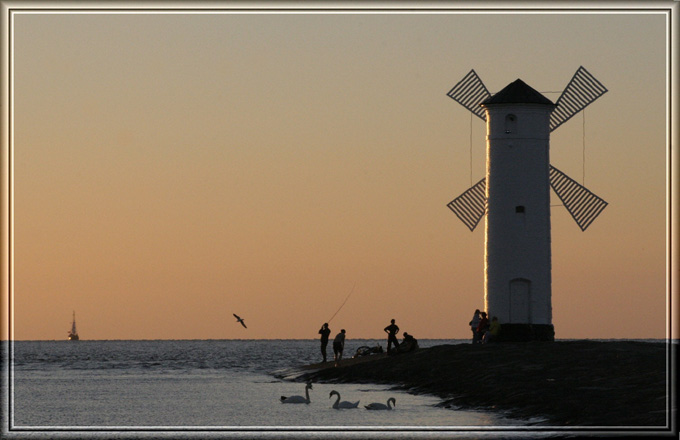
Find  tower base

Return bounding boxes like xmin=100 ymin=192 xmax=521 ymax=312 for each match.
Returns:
xmin=497 ymin=324 xmax=555 ymax=342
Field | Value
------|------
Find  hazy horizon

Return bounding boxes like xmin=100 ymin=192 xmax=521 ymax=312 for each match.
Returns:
xmin=7 ymin=337 xmax=674 ymax=342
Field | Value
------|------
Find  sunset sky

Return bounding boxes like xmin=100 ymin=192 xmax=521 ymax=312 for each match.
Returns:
xmin=4 ymin=4 xmax=673 ymax=340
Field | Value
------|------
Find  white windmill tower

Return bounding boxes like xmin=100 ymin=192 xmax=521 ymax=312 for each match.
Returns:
xmin=446 ymin=67 xmax=608 ymax=341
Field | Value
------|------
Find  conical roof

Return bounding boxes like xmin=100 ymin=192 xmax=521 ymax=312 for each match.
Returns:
xmin=481 ymin=79 xmax=554 ymax=106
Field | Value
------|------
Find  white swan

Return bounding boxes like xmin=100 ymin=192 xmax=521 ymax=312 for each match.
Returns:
xmin=280 ymin=382 xmax=312 ymax=404
xmin=365 ymin=397 xmax=396 ymax=410
xmin=329 ymin=390 xmax=360 ymax=409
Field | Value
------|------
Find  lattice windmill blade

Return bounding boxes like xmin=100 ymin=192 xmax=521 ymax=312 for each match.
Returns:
xmin=446 ymin=69 xmax=492 ymax=122
xmin=550 ymin=66 xmax=608 ymax=132
xmin=447 ymin=178 xmax=487 ymax=231
xmin=549 ymin=165 xmax=608 ymax=231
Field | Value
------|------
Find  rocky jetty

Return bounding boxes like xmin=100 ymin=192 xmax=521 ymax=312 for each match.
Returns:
xmin=293 ymin=340 xmax=670 ymax=427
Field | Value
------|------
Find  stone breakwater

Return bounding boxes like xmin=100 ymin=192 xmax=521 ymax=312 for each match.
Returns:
xmin=294 ymin=340 xmax=671 ymax=427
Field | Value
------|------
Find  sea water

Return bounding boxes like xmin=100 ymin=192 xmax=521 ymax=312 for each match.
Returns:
xmin=7 ymin=340 xmax=530 ymax=431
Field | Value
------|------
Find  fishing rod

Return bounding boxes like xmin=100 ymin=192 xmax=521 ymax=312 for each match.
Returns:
xmin=327 ymin=282 xmax=356 ymax=323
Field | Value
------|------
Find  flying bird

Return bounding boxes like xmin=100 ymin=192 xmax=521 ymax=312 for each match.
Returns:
xmin=233 ymin=314 xmax=247 ymax=328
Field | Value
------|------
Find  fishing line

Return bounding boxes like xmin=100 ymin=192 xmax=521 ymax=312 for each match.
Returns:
xmin=582 ymin=109 xmax=586 ymax=185
xmin=327 ymin=282 xmax=356 ymax=323
xmin=470 ymin=111 xmax=473 ymax=187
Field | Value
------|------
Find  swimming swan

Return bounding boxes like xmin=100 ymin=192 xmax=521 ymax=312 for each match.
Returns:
xmin=365 ymin=397 xmax=396 ymax=410
xmin=329 ymin=390 xmax=360 ymax=409
xmin=280 ymin=382 xmax=312 ymax=404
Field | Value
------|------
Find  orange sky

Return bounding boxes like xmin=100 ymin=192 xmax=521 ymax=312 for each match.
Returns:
xmin=2 ymin=6 xmax=675 ymax=340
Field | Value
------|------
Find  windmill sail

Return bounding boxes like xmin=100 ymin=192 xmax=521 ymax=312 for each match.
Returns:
xmin=447 ymin=178 xmax=487 ymax=231
xmin=446 ymin=70 xmax=491 ymax=121
xmin=549 ymin=165 xmax=608 ymax=231
xmin=550 ymin=66 xmax=608 ymax=132
xmin=446 ymin=67 xmax=608 ymax=233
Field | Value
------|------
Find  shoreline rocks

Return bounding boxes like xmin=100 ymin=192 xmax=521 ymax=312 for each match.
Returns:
xmin=292 ymin=340 xmax=671 ymax=427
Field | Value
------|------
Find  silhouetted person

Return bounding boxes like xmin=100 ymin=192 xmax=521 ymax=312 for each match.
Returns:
xmin=333 ymin=329 xmax=346 ymax=367
xmin=384 ymin=319 xmax=400 ymax=354
xmin=483 ymin=316 xmax=500 ymax=344
xmin=469 ymin=309 xmax=481 ymax=344
xmin=477 ymin=312 xmax=489 ymax=340
xmin=397 ymin=332 xmax=418 ymax=353
xmin=319 ymin=323 xmax=331 ymax=362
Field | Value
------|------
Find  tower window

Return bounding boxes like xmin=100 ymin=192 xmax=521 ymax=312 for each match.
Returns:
xmin=515 ymin=206 xmax=525 ymax=213
xmin=505 ymin=114 xmax=517 ymax=134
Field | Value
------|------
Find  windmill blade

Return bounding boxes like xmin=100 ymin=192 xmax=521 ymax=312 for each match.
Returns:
xmin=447 ymin=178 xmax=487 ymax=231
xmin=549 ymin=165 xmax=608 ymax=231
xmin=550 ymin=66 xmax=608 ymax=132
xmin=446 ymin=69 xmax=491 ymax=122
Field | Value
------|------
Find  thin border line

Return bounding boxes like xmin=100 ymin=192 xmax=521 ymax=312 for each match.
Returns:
xmin=1 ymin=1 xmax=676 ymax=438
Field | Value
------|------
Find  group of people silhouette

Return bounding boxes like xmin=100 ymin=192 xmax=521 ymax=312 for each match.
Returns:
xmin=318 ymin=319 xmax=418 ymax=366
xmin=469 ymin=309 xmax=500 ymax=344
xmin=317 ymin=311 xmax=500 ymax=366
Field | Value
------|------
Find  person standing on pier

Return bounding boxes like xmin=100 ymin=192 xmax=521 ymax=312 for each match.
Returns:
xmin=477 ymin=312 xmax=490 ymax=340
xmin=333 ymin=329 xmax=346 ymax=367
xmin=384 ymin=319 xmax=400 ymax=354
xmin=319 ymin=323 xmax=331 ymax=363
xmin=469 ymin=309 xmax=481 ymax=344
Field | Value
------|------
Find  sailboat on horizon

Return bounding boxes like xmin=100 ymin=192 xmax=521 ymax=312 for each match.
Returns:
xmin=68 ymin=311 xmax=79 ymax=341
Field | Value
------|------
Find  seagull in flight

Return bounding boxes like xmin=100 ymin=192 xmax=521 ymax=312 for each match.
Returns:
xmin=233 ymin=314 xmax=247 ymax=329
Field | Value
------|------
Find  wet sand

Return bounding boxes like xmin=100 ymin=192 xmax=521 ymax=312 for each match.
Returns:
xmin=292 ymin=340 xmax=671 ymax=427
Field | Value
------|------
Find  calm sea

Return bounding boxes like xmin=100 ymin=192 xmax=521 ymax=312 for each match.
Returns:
xmin=5 ymin=339 xmax=538 ymax=433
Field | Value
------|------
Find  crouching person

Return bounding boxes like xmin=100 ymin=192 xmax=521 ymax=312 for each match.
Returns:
xmin=397 ymin=332 xmax=418 ymax=353
xmin=483 ymin=317 xmax=501 ymax=344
